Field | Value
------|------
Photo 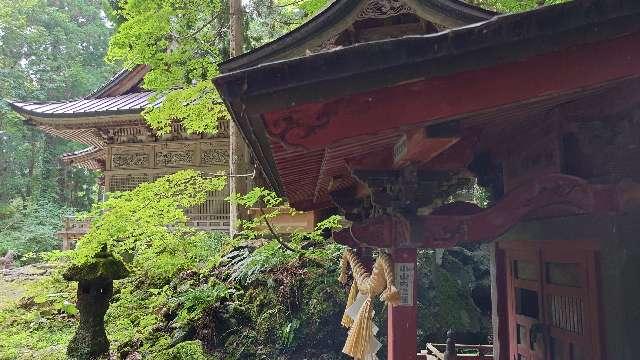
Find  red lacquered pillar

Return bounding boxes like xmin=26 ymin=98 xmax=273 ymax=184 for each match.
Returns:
xmin=388 ymin=247 xmax=418 ymax=360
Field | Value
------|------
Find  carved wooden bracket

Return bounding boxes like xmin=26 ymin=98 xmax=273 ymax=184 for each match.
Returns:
xmin=347 ymin=167 xmax=469 ymax=215
xmin=333 ymin=214 xmax=411 ymax=248
xmin=333 ymin=174 xmax=627 ymax=249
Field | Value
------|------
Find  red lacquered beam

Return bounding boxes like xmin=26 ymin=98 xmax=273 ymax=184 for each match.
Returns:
xmin=333 ymin=174 xmax=625 ymax=249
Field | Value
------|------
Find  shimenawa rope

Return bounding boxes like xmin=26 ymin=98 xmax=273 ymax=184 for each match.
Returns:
xmin=338 ymin=249 xmax=400 ymax=359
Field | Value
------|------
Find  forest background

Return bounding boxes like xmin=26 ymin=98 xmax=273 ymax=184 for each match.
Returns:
xmin=0 ymin=0 xmax=563 ymax=359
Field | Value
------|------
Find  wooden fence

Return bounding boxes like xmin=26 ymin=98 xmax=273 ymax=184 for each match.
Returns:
xmin=418 ymin=330 xmax=493 ymax=360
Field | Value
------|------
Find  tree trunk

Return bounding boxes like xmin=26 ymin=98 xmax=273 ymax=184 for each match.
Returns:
xmin=228 ymin=0 xmax=247 ymax=237
xmin=25 ymin=133 xmax=37 ymax=200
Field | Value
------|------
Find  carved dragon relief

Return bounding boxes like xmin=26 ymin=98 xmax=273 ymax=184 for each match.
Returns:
xmin=306 ymin=33 xmax=343 ymax=54
xmin=333 ymin=174 xmax=630 ymax=249
xmin=156 ymin=150 xmax=194 ymax=166
xmin=356 ymin=0 xmax=415 ymax=20
xmin=201 ymin=148 xmax=229 ymax=165
xmin=305 ymin=0 xmax=417 ymax=54
xmin=111 ymin=153 xmax=150 ymax=169
xmin=264 ymin=101 xmax=337 ymax=149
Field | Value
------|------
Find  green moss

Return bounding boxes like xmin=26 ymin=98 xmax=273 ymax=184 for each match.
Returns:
xmin=63 ymin=253 xmax=129 ymax=283
xmin=152 ymin=341 xmax=211 ymax=360
xmin=0 ymin=273 xmax=76 ymax=360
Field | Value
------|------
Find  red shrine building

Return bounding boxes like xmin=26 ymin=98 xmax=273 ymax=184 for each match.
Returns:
xmin=216 ymin=0 xmax=640 ymax=359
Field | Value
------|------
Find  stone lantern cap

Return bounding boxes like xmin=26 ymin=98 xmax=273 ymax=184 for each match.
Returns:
xmin=63 ymin=250 xmax=129 ymax=282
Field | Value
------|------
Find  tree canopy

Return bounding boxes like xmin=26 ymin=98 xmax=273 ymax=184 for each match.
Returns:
xmin=103 ymin=0 xmax=329 ymax=136
xmin=0 ymin=0 xmax=117 ymax=256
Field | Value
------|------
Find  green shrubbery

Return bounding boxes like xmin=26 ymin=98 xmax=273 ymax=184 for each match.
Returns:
xmin=0 ymin=222 xmax=347 ymax=359
xmin=1 ymin=171 xmax=349 ymax=359
xmin=0 ymin=171 xmax=491 ymax=359
xmin=0 ymin=199 xmax=74 ymax=259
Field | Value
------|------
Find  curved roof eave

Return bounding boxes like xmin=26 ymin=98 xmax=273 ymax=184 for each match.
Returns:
xmin=7 ymin=103 xmax=144 ymax=129
xmin=6 ymin=91 xmax=157 ymax=128
xmin=61 ymin=146 xmax=106 ymax=171
xmin=219 ymin=0 xmax=496 ymax=73
xmin=18 ymin=113 xmax=144 ymax=129
xmin=214 ymin=0 xmax=640 ymax=201
xmin=88 ymin=65 xmax=149 ymax=99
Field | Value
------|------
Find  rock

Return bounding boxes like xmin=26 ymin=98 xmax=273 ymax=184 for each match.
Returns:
xmin=17 ymin=296 xmax=36 ymax=310
xmin=0 ymin=250 xmax=16 ymax=269
xmin=1 ymin=264 xmax=50 ymax=281
xmin=171 ymin=326 xmax=195 ymax=347
xmin=125 ymin=352 xmax=142 ymax=360
xmin=117 ymin=339 xmax=143 ymax=360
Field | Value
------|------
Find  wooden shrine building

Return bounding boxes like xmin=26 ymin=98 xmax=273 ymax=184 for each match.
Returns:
xmin=216 ymin=0 xmax=640 ymax=359
xmin=9 ymin=65 xmax=231 ymax=246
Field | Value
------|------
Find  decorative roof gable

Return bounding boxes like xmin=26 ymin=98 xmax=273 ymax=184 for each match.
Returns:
xmin=219 ymin=0 xmax=495 ymax=72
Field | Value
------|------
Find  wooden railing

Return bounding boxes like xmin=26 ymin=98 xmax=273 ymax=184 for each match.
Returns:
xmin=57 ymin=217 xmax=91 ymax=250
xmin=57 ymin=212 xmax=230 ymax=249
xmin=420 ymin=344 xmax=493 ymax=359
xmin=419 ymin=330 xmax=493 ymax=360
xmin=186 ymin=213 xmax=230 ymax=233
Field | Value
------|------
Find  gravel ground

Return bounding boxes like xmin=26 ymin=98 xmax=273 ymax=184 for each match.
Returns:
xmin=0 ymin=275 xmax=29 ymax=308
xmin=0 ymin=263 xmax=56 ymax=308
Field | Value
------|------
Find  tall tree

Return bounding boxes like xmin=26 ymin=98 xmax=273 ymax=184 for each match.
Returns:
xmin=0 ymin=0 xmax=116 ymax=254
xmin=228 ymin=0 xmax=247 ymax=236
xmin=104 ymin=0 xmax=329 ymax=135
xmin=0 ymin=0 xmax=116 ymax=207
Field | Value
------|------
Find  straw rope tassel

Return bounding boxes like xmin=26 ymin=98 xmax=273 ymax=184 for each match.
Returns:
xmin=339 ymin=252 xmax=350 ymax=285
xmin=342 ymin=296 xmax=374 ymax=359
xmin=341 ymin=281 xmax=358 ymax=328
xmin=379 ymin=254 xmax=401 ymax=306
xmin=338 ymin=249 xmax=400 ymax=359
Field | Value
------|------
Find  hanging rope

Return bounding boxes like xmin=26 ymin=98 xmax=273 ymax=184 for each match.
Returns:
xmin=338 ymin=249 xmax=400 ymax=359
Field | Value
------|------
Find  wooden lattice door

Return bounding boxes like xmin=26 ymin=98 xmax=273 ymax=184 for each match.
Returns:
xmin=503 ymin=243 xmax=601 ymax=360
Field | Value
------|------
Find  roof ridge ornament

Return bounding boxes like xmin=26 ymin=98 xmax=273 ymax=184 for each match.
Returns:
xmin=356 ymin=0 xmax=416 ymax=20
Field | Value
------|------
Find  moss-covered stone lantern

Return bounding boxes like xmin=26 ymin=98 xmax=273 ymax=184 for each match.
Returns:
xmin=63 ymin=249 xmax=129 ymax=360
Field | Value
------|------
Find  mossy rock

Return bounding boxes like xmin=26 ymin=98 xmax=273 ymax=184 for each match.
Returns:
xmin=63 ymin=252 xmax=129 ymax=282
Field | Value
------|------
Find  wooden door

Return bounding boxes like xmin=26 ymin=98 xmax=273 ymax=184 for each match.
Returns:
xmin=541 ymin=249 xmax=601 ymax=360
xmin=506 ymin=249 xmax=546 ymax=360
xmin=503 ymin=243 xmax=601 ymax=360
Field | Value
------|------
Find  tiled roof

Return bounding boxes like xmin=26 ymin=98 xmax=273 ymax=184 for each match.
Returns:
xmin=8 ymin=92 xmax=157 ymax=118
xmin=87 ymin=68 xmax=130 ymax=98
xmin=61 ymin=146 xmax=105 ymax=170
xmin=87 ymin=65 xmax=149 ymax=99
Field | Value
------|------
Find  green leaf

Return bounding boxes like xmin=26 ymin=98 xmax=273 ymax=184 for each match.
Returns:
xmin=61 ymin=301 xmax=78 ymax=316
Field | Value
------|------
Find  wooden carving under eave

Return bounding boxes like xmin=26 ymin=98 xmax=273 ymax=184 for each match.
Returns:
xmin=393 ymin=128 xmax=459 ymax=168
xmin=333 ymin=214 xmax=411 ymax=248
xmin=333 ymin=174 xmax=631 ymax=249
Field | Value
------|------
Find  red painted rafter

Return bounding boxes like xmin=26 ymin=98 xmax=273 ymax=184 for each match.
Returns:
xmin=393 ymin=129 xmax=459 ymax=168
xmin=272 ymin=77 xmax=640 ymax=210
